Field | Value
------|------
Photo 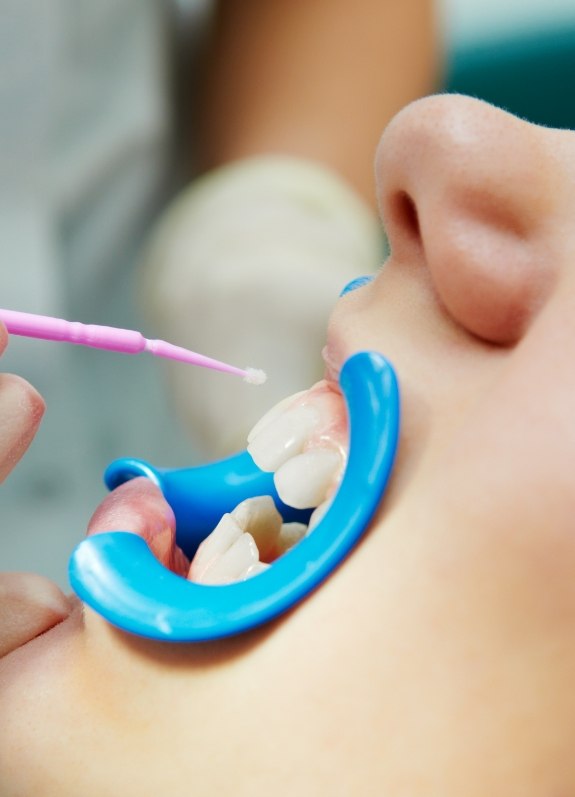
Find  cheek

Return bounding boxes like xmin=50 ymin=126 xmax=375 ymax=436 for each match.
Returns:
xmin=365 ymin=471 xmax=575 ymax=733
xmin=429 ymin=350 xmax=575 ymax=639
xmin=404 ymin=408 xmax=575 ymax=669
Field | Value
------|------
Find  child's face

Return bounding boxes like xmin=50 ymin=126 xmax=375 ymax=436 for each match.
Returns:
xmin=2 ymin=95 xmax=575 ymax=795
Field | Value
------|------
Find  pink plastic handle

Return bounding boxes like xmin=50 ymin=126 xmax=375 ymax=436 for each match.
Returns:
xmin=0 ymin=309 xmax=145 ymax=353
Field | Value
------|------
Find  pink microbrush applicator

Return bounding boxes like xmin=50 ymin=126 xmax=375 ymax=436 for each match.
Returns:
xmin=0 ymin=309 xmax=267 ymax=385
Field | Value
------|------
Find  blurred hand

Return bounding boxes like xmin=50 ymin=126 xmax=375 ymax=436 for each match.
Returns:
xmin=0 ymin=322 xmax=45 ymax=484
xmin=0 ymin=322 xmax=72 ymax=659
xmin=140 ymin=156 xmax=384 ymax=457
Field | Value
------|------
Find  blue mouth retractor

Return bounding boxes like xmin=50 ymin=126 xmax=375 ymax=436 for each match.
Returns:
xmin=69 ymin=351 xmax=400 ymax=642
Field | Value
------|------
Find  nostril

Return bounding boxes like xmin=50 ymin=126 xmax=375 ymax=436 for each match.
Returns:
xmin=388 ymin=190 xmax=422 ymax=253
xmin=398 ymin=191 xmax=420 ymax=237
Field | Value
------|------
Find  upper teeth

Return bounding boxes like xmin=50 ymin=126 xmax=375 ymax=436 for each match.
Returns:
xmin=245 ymin=404 xmax=320 ymax=472
xmin=273 ymin=448 xmax=342 ymax=509
xmin=187 ymin=381 xmax=348 ymax=585
xmin=247 ymin=380 xmax=348 ymax=509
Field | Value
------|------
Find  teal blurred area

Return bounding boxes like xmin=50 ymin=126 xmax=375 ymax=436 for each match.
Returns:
xmin=446 ymin=24 xmax=575 ymax=130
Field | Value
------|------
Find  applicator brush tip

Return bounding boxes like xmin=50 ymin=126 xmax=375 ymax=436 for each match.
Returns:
xmin=244 ymin=368 xmax=267 ymax=386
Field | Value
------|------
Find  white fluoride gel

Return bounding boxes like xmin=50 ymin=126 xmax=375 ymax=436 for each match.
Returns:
xmin=243 ymin=368 xmax=267 ymax=386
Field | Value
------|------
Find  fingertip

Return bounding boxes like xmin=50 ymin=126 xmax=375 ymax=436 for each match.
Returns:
xmin=0 ymin=320 xmax=7 ymax=354
xmin=0 ymin=374 xmax=46 ymax=483
xmin=1 ymin=372 xmax=46 ymax=417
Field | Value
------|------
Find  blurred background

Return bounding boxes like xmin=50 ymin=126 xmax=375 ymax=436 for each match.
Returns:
xmin=2 ymin=0 xmax=575 ymax=589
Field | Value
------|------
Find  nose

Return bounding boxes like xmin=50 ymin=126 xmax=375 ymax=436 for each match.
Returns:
xmin=375 ymin=95 xmax=560 ymax=344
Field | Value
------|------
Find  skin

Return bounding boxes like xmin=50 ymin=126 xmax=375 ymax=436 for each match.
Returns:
xmin=2 ymin=95 xmax=575 ymax=794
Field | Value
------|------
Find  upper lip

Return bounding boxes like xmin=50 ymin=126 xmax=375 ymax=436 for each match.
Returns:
xmin=321 ymin=343 xmax=343 ymax=386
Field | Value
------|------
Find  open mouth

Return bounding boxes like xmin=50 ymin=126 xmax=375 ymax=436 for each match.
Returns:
xmin=86 ymin=380 xmax=350 ymax=587
xmin=71 ymin=351 xmax=400 ymax=641
xmin=188 ymin=379 xmax=349 ymax=584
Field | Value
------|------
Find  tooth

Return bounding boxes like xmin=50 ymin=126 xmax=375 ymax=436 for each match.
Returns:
xmin=245 ymin=561 xmax=270 ymax=579
xmin=231 ymin=496 xmax=282 ymax=562
xmin=274 ymin=448 xmax=343 ymax=510
xmin=307 ymin=499 xmax=332 ymax=532
xmin=187 ymin=513 xmax=242 ymax=581
xmin=276 ymin=522 xmax=307 ymax=555
xmin=247 ymin=405 xmax=319 ymax=472
xmin=247 ymin=390 xmax=307 ymax=443
xmin=198 ymin=533 xmax=260 ymax=585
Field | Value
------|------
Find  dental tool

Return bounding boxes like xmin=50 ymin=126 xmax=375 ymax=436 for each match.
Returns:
xmin=69 ymin=352 xmax=400 ymax=642
xmin=0 ymin=308 xmax=266 ymax=384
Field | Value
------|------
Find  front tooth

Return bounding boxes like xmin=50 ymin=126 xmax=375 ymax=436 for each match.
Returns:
xmin=231 ymin=496 xmax=282 ymax=562
xmin=198 ymin=533 xmax=260 ymax=585
xmin=247 ymin=405 xmax=319 ymax=472
xmin=188 ymin=513 xmax=242 ymax=581
xmin=247 ymin=390 xmax=306 ymax=444
xmin=274 ymin=448 xmax=343 ymax=510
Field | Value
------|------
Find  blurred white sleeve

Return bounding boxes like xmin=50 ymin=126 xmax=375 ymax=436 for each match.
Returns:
xmin=139 ymin=155 xmax=385 ymax=457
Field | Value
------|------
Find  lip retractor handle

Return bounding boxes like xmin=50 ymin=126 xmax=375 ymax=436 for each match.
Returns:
xmin=69 ymin=351 xmax=400 ymax=642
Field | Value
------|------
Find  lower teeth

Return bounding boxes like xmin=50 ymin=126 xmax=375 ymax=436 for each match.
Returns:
xmin=187 ymin=497 xmax=311 ymax=585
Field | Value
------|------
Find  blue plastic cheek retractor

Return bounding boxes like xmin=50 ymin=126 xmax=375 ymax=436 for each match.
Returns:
xmin=69 ymin=351 xmax=400 ymax=642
